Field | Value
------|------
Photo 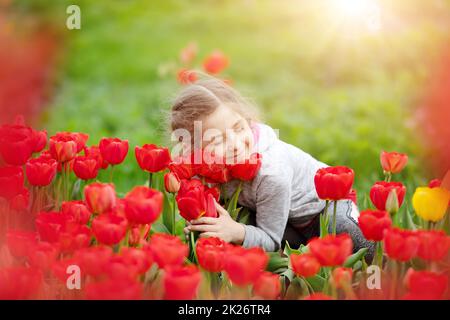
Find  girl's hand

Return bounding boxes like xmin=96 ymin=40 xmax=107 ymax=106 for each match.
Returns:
xmin=183 ymin=200 xmax=246 ymax=244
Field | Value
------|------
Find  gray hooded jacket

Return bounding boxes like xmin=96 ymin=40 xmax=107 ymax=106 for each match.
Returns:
xmin=221 ymin=122 xmax=334 ymax=251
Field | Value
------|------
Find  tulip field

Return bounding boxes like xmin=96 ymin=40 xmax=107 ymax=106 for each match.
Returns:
xmin=0 ymin=122 xmax=449 ymax=300
xmin=1 ymin=0 xmax=450 ymax=301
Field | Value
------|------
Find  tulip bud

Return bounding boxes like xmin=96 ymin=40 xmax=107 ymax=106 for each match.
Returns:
xmin=385 ymin=189 xmax=399 ymax=215
xmin=164 ymin=172 xmax=181 ymax=193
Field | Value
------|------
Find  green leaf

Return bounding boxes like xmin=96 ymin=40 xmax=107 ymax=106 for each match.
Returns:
xmin=266 ymin=252 xmax=289 ymax=273
xmin=298 ymin=244 xmax=309 ymax=254
xmin=343 ymin=247 xmax=368 ymax=268
xmin=284 ymin=277 xmax=303 ymax=300
xmin=227 ymin=181 xmax=242 ymax=219
xmin=151 ymin=221 xmax=170 ymax=234
xmin=403 ymin=206 xmax=417 ymax=230
xmin=161 ymin=190 xmax=174 ymax=234
xmin=283 ymin=241 xmax=301 ymax=257
xmin=280 ymin=268 xmax=295 ymax=283
xmin=353 ymin=260 xmax=363 ymax=272
xmin=175 ymin=217 xmax=186 ymax=237
xmin=71 ymin=179 xmax=82 ymax=200
xmin=304 ymin=274 xmax=326 ymax=292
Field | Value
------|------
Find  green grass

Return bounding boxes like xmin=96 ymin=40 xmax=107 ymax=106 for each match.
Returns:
xmin=21 ymin=0 xmax=450 ymax=203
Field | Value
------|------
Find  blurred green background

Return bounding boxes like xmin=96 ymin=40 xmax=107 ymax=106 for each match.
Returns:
xmin=11 ymin=0 xmax=450 ymax=204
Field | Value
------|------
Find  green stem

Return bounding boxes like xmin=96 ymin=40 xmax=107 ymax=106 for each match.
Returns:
xmin=171 ymin=194 xmax=176 ymax=235
xmin=332 ymin=201 xmax=337 ymax=235
xmin=210 ymin=271 xmax=221 ymax=298
xmin=375 ymin=241 xmax=383 ymax=269
xmin=109 ymin=165 xmax=115 ymax=183
xmin=384 ymin=172 xmax=392 ymax=182
xmin=148 ymin=172 xmax=153 ymax=188
xmin=301 ymin=276 xmax=315 ymax=294
xmin=189 ymin=231 xmax=198 ymax=264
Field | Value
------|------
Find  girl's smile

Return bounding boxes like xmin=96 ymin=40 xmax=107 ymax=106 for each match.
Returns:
xmin=202 ymin=103 xmax=254 ymax=164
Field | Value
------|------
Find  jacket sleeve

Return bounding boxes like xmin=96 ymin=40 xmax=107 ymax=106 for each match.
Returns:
xmin=241 ymin=169 xmax=293 ymax=251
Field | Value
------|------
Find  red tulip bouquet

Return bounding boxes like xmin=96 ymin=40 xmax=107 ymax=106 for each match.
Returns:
xmin=0 ymin=118 xmax=449 ymax=300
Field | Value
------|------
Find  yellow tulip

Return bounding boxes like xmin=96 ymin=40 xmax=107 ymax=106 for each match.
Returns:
xmin=412 ymin=187 xmax=450 ymax=222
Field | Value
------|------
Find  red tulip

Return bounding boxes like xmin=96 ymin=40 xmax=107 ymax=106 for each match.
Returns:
xmin=429 ymin=179 xmax=442 ymax=188
xmin=206 ymin=185 xmax=220 ymax=202
xmin=0 ymin=165 xmax=24 ymax=200
xmin=403 ymin=270 xmax=448 ymax=300
xmin=27 ymin=241 xmax=59 ymax=271
xmin=25 ymin=156 xmax=57 ymax=186
xmin=6 ymin=230 xmax=37 ymax=258
xmin=134 ymin=144 xmax=171 ymax=173
xmin=0 ymin=124 xmax=35 ymax=165
xmin=369 ymin=181 xmax=406 ymax=211
xmin=74 ymin=246 xmax=113 ymax=277
xmin=49 ymin=133 xmax=78 ymax=163
xmin=118 ymin=247 xmax=153 ymax=275
xmin=35 ymin=211 xmax=67 ymax=243
xmin=177 ymin=68 xmax=197 ymax=85
xmin=84 ymin=182 xmax=116 ymax=214
xmin=308 ymin=234 xmax=353 ymax=266
xmin=253 ymin=271 xmax=281 ymax=300
xmin=416 ymin=230 xmax=450 ymax=261
xmin=58 ymin=224 xmax=91 ymax=253
xmin=196 ymin=237 xmax=226 ymax=272
xmin=163 ymin=264 xmax=201 ymax=300
xmin=128 ymin=224 xmax=151 ymax=246
xmin=228 ymin=153 xmax=262 ymax=181
xmin=164 ymin=172 xmax=181 ymax=193
xmin=224 ymin=245 xmax=269 ymax=286
xmin=169 ymin=155 xmax=196 ymax=179
xmin=0 ymin=267 xmax=42 ymax=299
xmin=8 ymin=187 xmax=30 ymax=211
xmin=346 ymin=188 xmax=358 ymax=205
xmin=92 ymin=213 xmax=128 ymax=246
xmin=85 ymin=277 xmax=143 ymax=300
xmin=146 ymin=233 xmax=189 ymax=269
xmin=203 ymin=50 xmax=229 ymax=74
xmin=314 ymin=166 xmax=354 ymax=201
xmin=61 ymin=200 xmax=91 ymax=225
xmin=383 ymin=228 xmax=419 ymax=262
xmin=73 ymin=155 xmax=99 ymax=180
xmin=53 ymin=131 xmax=89 ymax=153
xmin=176 ymin=179 xmax=217 ymax=220
xmin=331 ymin=267 xmax=353 ymax=289
xmin=197 ymin=150 xmax=230 ymax=183
xmin=32 ymin=129 xmax=47 ymax=153
xmin=84 ymin=145 xmax=109 ymax=169
xmin=99 ymin=137 xmax=129 ymax=165
xmin=290 ymin=253 xmax=321 ymax=278
xmin=380 ymin=151 xmax=408 ymax=174
xmin=358 ymin=210 xmax=392 ymax=241
xmin=123 ymin=186 xmax=163 ymax=225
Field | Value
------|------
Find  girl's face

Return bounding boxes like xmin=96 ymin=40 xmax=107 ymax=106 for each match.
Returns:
xmin=201 ymin=104 xmax=254 ymax=164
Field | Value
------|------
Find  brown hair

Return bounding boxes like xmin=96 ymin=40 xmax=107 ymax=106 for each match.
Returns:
xmin=169 ymin=73 xmax=260 ymax=145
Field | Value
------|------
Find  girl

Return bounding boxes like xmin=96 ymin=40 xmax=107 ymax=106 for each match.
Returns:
xmin=170 ymin=76 xmax=373 ymax=255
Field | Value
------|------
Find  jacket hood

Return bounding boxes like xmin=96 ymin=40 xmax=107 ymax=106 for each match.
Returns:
xmin=251 ymin=122 xmax=278 ymax=154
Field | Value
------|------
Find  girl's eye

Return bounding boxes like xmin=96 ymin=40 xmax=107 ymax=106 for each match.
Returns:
xmin=235 ymin=126 xmax=244 ymax=133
